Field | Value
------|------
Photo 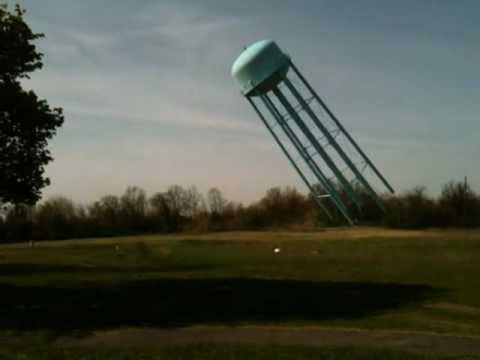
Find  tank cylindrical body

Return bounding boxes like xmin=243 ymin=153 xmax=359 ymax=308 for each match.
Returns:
xmin=231 ymin=40 xmax=290 ymax=96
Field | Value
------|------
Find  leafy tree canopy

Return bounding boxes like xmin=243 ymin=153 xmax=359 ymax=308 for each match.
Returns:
xmin=0 ymin=3 xmax=64 ymax=205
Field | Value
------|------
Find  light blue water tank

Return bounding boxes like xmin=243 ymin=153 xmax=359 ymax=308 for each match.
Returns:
xmin=231 ymin=40 xmax=290 ymax=96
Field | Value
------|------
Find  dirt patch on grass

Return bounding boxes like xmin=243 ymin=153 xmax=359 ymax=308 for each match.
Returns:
xmin=57 ymin=326 xmax=480 ymax=357
xmin=426 ymin=302 xmax=480 ymax=315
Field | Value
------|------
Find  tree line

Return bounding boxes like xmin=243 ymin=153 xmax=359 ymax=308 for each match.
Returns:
xmin=1 ymin=179 xmax=479 ymax=244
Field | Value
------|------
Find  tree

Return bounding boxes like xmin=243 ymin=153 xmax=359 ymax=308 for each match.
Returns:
xmin=89 ymin=195 xmax=122 ymax=234
xmin=149 ymin=192 xmax=170 ymax=232
xmin=120 ymin=186 xmax=147 ymax=232
xmin=150 ymin=185 xmax=189 ymax=232
xmin=0 ymin=4 xmax=64 ymax=206
xmin=207 ymin=187 xmax=227 ymax=216
xmin=260 ymin=186 xmax=311 ymax=228
xmin=34 ymin=196 xmax=77 ymax=240
xmin=384 ymin=186 xmax=435 ymax=229
xmin=438 ymin=180 xmax=480 ymax=227
xmin=121 ymin=186 xmax=147 ymax=219
xmin=206 ymin=187 xmax=228 ymax=230
xmin=183 ymin=186 xmax=204 ymax=218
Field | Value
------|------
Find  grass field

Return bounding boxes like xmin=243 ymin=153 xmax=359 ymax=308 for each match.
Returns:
xmin=1 ymin=228 xmax=480 ymax=358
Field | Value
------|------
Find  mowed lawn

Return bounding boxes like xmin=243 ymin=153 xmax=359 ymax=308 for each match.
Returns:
xmin=1 ymin=228 xmax=480 ymax=359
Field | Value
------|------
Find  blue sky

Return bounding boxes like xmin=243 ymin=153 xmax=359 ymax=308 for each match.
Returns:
xmin=12 ymin=0 xmax=480 ymax=204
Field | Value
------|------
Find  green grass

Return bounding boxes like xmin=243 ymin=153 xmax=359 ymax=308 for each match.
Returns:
xmin=1 ymin=228 xmax=480 ymax=357
xmin=0 ymin=344 xmax=443 ymax=360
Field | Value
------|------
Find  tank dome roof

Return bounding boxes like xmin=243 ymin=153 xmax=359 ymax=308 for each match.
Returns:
xmin=231 ymin=40 xmax=290 ymax=96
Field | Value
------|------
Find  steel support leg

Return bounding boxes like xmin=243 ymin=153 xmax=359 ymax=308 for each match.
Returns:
xmin=247 ymin=97 xmax=333 ymax=220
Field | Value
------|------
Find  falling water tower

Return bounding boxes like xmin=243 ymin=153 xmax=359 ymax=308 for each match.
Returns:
xmin=231 ymin=40 xmax=394 ymax=224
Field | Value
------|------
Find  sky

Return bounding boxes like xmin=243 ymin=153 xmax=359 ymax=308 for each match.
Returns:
xmin=10 ymin=0 xmax=480 ymax=204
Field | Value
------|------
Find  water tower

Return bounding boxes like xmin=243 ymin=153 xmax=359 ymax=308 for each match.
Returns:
xmin=231 ymin=40 xmax=394 ymax=224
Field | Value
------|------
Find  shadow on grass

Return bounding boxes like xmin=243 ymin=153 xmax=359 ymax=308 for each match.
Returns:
xmin=0 ymin=271 xmax=441 ymax=331
xmin=0 ymin=263 xmax=215 ymax=275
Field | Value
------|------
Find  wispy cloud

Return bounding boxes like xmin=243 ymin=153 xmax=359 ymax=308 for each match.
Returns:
xmin=15 ymin=0 xmax=480 ymax=203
